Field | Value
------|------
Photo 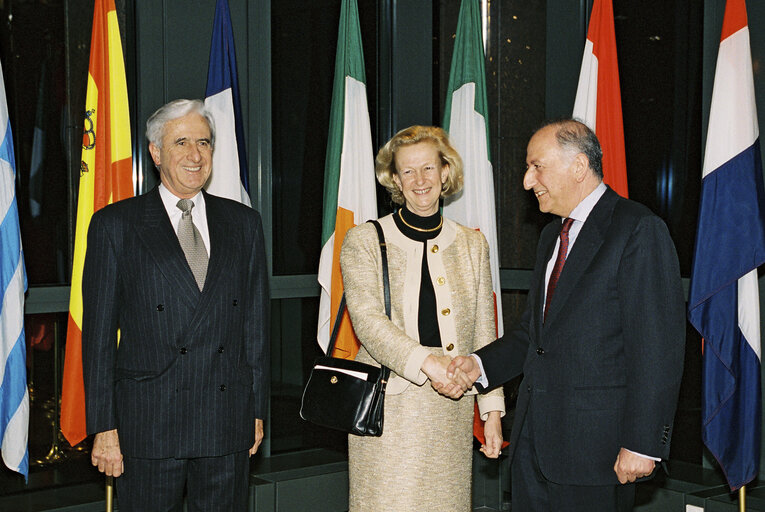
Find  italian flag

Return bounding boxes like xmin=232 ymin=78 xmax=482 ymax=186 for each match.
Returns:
xmin=442 ymin=0 xmax=503 ymax=339
xmin=316 ymin=0 xmax=377 ymax=358
xmin=60 ymin=0 xmax=133 ymax=446
xmin=572 ymin=0 xmax=629 ymax=197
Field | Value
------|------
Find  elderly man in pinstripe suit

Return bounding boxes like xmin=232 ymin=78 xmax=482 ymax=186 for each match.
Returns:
xmin=82 ymin=99 xmax=269 ymax=512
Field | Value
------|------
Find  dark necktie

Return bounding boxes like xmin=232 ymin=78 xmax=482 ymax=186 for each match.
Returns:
xmin=176 ymin=199 xmax=209 ymax=291
xmin=544 ymin=217 xmax=574 ymax=322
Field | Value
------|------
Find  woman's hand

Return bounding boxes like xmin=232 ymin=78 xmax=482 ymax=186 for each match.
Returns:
xmin=422 ymin=354 xmax=455 ymax=390
xmin=480 ymin=411 xmax=503 ymax=459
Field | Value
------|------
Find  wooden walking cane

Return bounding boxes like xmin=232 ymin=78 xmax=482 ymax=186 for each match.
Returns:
xmin=105 ymin=476 xmax=113 ymax=512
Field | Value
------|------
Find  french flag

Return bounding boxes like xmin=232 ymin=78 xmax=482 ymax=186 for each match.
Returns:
xmin=688 ymin=0 xmax=765 ymax=491
xmin=204 ymin=0 xmax=251 ymax=205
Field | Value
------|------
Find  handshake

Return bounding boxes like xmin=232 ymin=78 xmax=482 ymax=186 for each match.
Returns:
xmin=422 ymin=354 xmax=483 ymax=399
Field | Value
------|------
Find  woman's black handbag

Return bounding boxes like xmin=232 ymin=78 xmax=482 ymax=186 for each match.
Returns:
xmin=299 ymin=220 xmax=391 ymax=436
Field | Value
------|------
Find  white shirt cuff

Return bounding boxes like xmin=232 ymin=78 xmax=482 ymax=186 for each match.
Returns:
xmin=624 ymin=448 xmax=660 ymax=462
xmin=470 ymin=353 xmax=489 ymax=388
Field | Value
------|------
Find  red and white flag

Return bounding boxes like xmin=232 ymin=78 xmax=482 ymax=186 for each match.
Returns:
xmin=572 ymin=0 xmax=628 ymax=197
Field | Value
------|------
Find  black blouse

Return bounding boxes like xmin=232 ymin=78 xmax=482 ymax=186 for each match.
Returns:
xmin=393 ymin=207 xmax=443 ymax=348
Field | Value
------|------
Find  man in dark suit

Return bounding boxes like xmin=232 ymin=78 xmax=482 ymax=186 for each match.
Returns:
xmin=441 ymin=119 xmax=685 ymax=511
xmin=82 ymin=99 xmax=269 ymax=511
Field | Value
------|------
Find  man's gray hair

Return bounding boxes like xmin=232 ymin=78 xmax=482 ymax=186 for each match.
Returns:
xmin=537 ymin=118 xmax=604 ymax=179
xmin=145 ymin=99 xmax=215 ymax=148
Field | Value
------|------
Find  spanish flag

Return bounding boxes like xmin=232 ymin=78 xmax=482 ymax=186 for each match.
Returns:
xmin=60 ymin=0 xmax=133 ymax=447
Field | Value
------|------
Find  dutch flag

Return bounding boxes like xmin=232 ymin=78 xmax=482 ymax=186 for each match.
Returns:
xmin=688 ymin=0 xmax=765 ymax=491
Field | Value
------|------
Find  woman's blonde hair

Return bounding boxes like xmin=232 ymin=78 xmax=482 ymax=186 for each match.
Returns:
xmin=375 ymin=125 xmax=464 ymax=205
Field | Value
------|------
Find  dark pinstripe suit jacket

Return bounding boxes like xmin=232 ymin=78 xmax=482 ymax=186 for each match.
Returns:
xmin=476 ymin=187 xmax=685 ymax=486
xmin=82 ymin=187 xmax=269 ymax=459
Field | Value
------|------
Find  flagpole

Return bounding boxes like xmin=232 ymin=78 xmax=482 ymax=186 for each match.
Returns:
xmin=739 ymin=485 xmax=745 ymax=512
xmin=105 ymin=476 xmax=113 ymax=512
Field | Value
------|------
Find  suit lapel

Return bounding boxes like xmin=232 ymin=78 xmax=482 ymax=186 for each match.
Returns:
xmin=192 ymin=192 xmax=236 ymax=308
xmin=135 ymin=187 xmax=200 ymax=308
xmin=543 ymin=188 xmax=619 ymax=326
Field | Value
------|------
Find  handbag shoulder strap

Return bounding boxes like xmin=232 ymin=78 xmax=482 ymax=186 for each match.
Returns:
xmin=326 ymin=220 xmax=391 ymax=380
xmin=369 ymin=220 xmax=391 ymax=318
xmin=325 ymin=294 xmax=346 ymax=357
xmin=368 ymin=220 xmax=391 ymax=380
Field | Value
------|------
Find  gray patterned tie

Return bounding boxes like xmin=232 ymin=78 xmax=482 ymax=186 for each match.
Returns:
xmin=176 ymin=199 xmax=208 ymax=290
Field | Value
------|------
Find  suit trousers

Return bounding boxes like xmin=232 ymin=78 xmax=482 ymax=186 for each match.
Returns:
xmin=511 ymin=405 xmax=635 ymax=512
xmin=116 ymin=450 xmax=249 ymax=512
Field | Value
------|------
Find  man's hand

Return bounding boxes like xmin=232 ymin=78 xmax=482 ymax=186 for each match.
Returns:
xmin=249 ymin=419 xmax=264 ymax=456
xmin=92 ymin=429 xmax=124 ymax=477
xmin=480 ymin=411 xmax=503 ymax=459
xmin=613 ymin=447 xmax=655 ymax=484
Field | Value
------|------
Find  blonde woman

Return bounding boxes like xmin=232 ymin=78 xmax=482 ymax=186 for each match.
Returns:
xmin=340 ymin=125 xmax=504 ymax=511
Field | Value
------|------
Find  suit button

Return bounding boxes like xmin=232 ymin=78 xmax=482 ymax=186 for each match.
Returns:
xmin=180 ymin=347 xmax=187 ymax=354
xmin=220 ymin=385 xmax=226 ymax=391
xmin=536 ymin=348 xmax=545 ymax=355
xmin=441 ymin=308 xmax=451 ymax=316
xmin=527 ymin=385 xmax=532 ymax=392
xmin=232 ymin=299 xmax=238 ymax=306
xmin=436 ymin=276 xmax=445 ymax=286
xmin=218 ymin=346 xmax=224 ymax=353
xmin=431 ymin=245 xmax=439 ymax=253
xmin=446 ymin=343 xmax=454 ymax=351
xmin=156 ymin=304 xmax=164 ymax=312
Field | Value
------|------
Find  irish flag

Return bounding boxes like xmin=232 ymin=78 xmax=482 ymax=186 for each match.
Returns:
xmin=572 ymin=0 xmax=628 ymax=197
xmin=60 ymin=0 xmax=133 ymax=447
xmin=316 ymin=0 xmax=377 ymax=358
xmin=442 ymin=0 xmax=503 ymax=339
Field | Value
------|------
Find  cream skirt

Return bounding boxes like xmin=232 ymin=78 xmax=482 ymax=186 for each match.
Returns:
xmin=348 ymin=363 xmax=475 ymax=512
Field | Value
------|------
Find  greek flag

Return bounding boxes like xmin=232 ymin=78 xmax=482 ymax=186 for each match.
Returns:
xmin=0 ymin=60 xmax=29 ymax=480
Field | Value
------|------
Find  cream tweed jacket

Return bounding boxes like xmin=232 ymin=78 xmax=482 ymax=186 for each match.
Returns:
xmin=340 ymin=214 xmax=504 ymax=419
